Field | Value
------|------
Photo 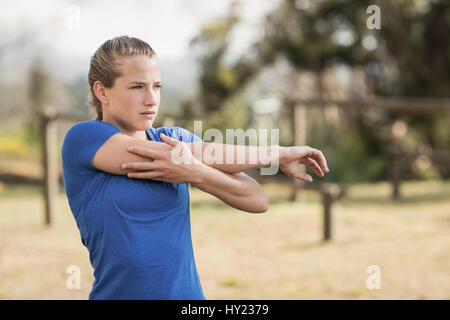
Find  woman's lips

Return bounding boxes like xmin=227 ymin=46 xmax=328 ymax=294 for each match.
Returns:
xmin=140 ymin=111 xmax=156 ymax=118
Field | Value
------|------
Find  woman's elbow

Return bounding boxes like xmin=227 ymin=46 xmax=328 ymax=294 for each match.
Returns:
xmin=249 ymin=192 xmax=269 ymax=214
xmin=237 ymin=180 xmax=269 ymax=213
xmin=260 ymin=194 xmax=270 ymax=213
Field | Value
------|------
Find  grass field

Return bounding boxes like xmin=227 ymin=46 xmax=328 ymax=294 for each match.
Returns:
xmin=0 ymin=180 xmax=449 ymax=299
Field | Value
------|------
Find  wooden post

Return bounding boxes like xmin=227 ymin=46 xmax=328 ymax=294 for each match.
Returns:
xmin=290 ymin=103 xmax=307 ymax=201
xmin=40 ymin=107 xmax=58 ymax=226
xmin=322 ymin=191 xmax=332 ymax=241
xmin=320 ymin=192 xmax=333 ymax=241
xmin=321 ymin=184 xmax=343 ymax=242
xmin=390 ymin=150 xmax=401 ymax=200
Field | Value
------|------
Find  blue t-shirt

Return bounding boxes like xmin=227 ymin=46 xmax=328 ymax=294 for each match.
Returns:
xmin=61 ymin=120 xmax=205 ymax=300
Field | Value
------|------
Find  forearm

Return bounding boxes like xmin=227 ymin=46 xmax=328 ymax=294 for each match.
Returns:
xmin=188 ymin=142 xmax=281 ymax=174
xmin=191 ymin=162 xmax=269 ymax=213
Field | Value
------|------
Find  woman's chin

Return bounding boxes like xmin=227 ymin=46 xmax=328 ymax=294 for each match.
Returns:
xmin=138 ymin=120 xmax=153 ymax=130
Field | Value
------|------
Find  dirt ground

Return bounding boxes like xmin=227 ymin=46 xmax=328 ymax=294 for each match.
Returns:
xmin=0 ymin=180 xmax=449 ymax=299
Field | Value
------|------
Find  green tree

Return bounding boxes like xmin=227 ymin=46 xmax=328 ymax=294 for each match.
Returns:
xmin=190 ymin=0 xmax=450 ymax=181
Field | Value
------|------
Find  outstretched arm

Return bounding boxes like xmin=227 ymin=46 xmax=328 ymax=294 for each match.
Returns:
xmin=124 ymin=135 xmax=329 ymax=183
xmin=186 ymin=141 xmax=329 ymax=182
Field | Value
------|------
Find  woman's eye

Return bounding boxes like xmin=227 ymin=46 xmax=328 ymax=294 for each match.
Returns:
xmin=130 ymin=85 xmax=161 ymax=89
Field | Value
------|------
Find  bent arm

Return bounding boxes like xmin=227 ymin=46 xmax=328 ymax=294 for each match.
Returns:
xmin=192 ymin=163 xmax=269 ymax=213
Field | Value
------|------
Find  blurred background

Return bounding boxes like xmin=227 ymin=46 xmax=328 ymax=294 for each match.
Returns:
xmin=0 ymin=0 xmax=449 ymax=299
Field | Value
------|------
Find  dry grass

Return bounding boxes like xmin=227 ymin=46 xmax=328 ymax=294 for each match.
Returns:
xmin=0 ymin=180 xmax=449 ymax=299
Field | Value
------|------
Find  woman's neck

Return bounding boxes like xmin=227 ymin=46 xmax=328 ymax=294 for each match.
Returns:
xmin=101 ymin=117 xmax=148 ymax=141
xmin=121 ymin=129 xmax=148 ymax=141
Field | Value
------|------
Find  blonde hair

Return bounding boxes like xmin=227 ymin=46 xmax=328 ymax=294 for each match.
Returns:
xmin=88 ymin=35 xmax=156 ymax=120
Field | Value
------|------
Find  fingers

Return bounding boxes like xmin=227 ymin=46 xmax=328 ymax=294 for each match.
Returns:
xmin=122 ymin=161 xmax=161 ymax=171
xmin=295 ymin=171 xmax=314 ymax=183
xmin=160 ymin=133 xmax=179 ymax=147
xmin=127 ymin=171 xmax=163 ymax=179
xmin=127 ymin=146 xmax=166 ymax=160
xmin=303 ymin=157 xmax=324 ymax=177
xmin=306 ymin=147 xmax=329 ymax=173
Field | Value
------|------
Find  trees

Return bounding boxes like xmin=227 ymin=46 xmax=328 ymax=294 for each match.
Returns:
xmin=189 ymin=0 xmax=450 ymax=181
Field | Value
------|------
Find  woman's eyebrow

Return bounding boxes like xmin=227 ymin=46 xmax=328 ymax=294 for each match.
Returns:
xmin=129 ymin=81 xmax=147 ymax=85
xmin=128 ymin=80 xmax=162 ymax=85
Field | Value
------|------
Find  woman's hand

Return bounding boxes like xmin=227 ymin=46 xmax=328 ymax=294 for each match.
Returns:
xmin=279 ymin=146 xmax=329 ymax=182
xmin=121 ymin=133 xmax=203 ymax=184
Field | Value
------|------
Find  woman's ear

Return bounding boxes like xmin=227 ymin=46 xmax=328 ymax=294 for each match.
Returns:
xmin=93 ymin=81 xmax=109 ymax=105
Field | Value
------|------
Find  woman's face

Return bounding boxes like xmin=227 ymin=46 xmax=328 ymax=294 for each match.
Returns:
xmin=102 ymin=55 xmax=161 ymax=133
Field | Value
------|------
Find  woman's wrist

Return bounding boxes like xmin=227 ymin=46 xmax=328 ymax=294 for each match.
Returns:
xmin=267 ymin=145 xmax=284 ymax=167
xmin=188 ymin=161 xmax=206 ymax=185
xmin=278 ymin=145 xmax=289 ymax=164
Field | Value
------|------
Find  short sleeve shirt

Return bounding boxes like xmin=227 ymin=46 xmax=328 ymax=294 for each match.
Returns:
xmin=61 ymin=120 xmax=205 ymax=300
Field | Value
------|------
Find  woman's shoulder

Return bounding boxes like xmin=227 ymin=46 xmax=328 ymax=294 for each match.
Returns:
xmin=150 ymin=126 xmax=202 ymax=142
xmin=62 ymin=120 xmax=122 ymax=155
xmin=64 ymin=120 xmax=120 ymax=140
xmin=68 ymin=120 xmax=119 ymax=132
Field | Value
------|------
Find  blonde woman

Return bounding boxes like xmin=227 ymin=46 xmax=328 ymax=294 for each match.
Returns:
xmin=61 ymin=35 xmax=329 ymax=300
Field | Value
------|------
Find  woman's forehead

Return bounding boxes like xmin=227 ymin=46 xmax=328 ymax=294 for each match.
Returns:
xmin=118 ymin=55 xmax=160 ymax=80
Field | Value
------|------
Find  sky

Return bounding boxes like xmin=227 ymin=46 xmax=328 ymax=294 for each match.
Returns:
xmin=0 ymin=0 xmax=280 ymax=80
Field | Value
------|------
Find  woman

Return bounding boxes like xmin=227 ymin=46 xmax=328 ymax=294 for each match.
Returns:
xmin=61 ymin=35 xmax=329 ymax=300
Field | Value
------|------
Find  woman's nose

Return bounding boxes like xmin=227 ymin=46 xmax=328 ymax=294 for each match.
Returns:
xmin=144 ymin=89 xmax=158 ymax=106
